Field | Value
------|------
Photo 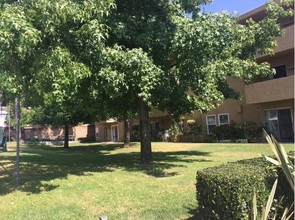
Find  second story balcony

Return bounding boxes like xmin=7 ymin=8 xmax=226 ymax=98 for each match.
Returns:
xmin=257 ymin=23 xmax=294 ymax=60
xmin=245 ymin=75 xmax=294 ymax=104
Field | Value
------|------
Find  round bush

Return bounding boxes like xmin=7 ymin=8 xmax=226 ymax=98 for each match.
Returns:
xmin=196 ymin=157 xmax=293 ymax=220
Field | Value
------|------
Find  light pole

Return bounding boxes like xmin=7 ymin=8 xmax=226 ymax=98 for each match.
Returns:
xmin=8 ymin=104 xmax=10 ymax=142
xmin=15 ymin=96 xmax=21 ymax=186
xmin=15 ymin=0 xmax=21 ymax=187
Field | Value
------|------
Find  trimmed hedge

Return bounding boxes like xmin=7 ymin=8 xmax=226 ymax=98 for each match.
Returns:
xmin=196 ymin=157 xmax=293 ymax=220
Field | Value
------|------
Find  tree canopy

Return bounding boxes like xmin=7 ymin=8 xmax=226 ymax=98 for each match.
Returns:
xmin=0 ymin=0 xmax=115 ymax=147
xmin=0 ymin=0 xmax=293 ymax=161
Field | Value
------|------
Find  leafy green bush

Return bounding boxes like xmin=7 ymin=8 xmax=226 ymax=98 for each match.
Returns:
xmin=196 ymin=157 xmax=293 ymax=220
xmin=168 ymin=121 xmax=183 ymax=141
xmin=241 ymin=121 xmax=263 ymax=142
xmin=209 ymin=121 xmax=262 ymax=142
xmin=210 ymin=122 xmax=244 ymax=142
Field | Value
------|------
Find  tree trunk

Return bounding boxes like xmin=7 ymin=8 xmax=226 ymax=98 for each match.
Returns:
xmin=138 ymin=99 xmax=152 ymax=164
xmin=64 ymin=124 xmax=69 ymax=149
xmin=123 ymin=116 xmax=130 ymax=147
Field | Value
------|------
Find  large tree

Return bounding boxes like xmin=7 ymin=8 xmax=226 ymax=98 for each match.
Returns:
xmin=0 ymin=0 xmax=114 ymax=148
xmin=96 ymin=0 xmax=293 ymax=164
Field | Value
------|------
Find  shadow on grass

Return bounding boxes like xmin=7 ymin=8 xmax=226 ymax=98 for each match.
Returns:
xmin=0 ymin=143 xmax=211 ymax=195
xmin=182 ymin=207 xmax=204 ymax=220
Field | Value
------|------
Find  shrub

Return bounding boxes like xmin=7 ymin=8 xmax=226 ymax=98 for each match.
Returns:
xmin=210 ymin=122 xmax=244 ymax=142
xmin=185 ymin=119 xmax=201 ymax=135
xmin=168 ymin=121 xmax=183 ymax=141
xmin=241 ymin=121 xmax=263 ymax=142
xmin=209 ymin=121 xmax=262 ymax=142
xmin=196 ymin=157 xmax=293 ymax=220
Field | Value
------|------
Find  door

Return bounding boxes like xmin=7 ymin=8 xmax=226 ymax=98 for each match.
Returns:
xmin=265 ymin=108 xmax=293 ymax=141
xmin=111 ymin=125 xmax=119 ymax=142
xmin=265 ymin=110 xmax=280 ymax=139
xmin=278 ymin=109 xmax=293 ymax=140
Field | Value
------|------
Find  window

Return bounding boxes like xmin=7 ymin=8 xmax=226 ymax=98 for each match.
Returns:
xmin=206 ymin=115 xmax=217 ymax=134
xmin=218 ymin=113 xmax=230 ymax=126
xmin=95 ymin=127 xmax=99 ymax=139
xmin=273 ymin=65 xmax=287 ymax=79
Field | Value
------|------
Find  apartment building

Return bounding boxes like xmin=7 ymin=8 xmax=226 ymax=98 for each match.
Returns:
xmin=94 ymin=110 xmax=172 ymax=142
xmin=242 ymin=4 xmax=294 ymax=141
xmin=95 ymin=2 xmax=294 ymax=143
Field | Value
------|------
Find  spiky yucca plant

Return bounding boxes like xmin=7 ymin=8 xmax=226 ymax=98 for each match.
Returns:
xmin=252 ymin=130 xmax=294 ymax=220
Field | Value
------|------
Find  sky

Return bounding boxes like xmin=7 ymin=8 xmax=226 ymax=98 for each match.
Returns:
xmin=202 ymin=0 xmax=268 ymax=15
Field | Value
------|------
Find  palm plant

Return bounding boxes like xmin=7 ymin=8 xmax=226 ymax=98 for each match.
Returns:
xmin=252 ymin=129 xmax=294 ymax=220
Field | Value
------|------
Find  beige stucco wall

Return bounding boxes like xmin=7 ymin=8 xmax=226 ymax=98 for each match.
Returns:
xmin=94 ymin=115 xmax=172 ymax=142
xmin=95 ymin=121 xmax=125 ymax=142
xmin=183 ymin=77 xmax=260 ymax=138
xmin=95 ymin=122 xmax=109 ymax=142
xmin=245 ymin=75 xmax=294 ymax=104
xmin=195 ymin=76 xmax=276 ymax=138
xmin=275 ymin=24 xmax=294 ymax=54
xmin=73 ymin=125 xmax=88 ymax=140
xmin=199 ymin=99 xmax=261 ymax=138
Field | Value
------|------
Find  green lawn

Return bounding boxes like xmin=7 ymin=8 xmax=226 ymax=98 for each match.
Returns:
xmin=0 ymin=141 xmax=293 ymax=220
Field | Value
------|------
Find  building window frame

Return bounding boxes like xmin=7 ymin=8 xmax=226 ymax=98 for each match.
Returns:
xmin=218 ymin=113 xmax=230 ymax=126
xmin=206 ymin=115 xmax=217 ymax=134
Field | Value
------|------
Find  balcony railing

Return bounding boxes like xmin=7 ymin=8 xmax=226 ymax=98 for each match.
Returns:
xmin=245 ymin=75 xmax=294 ymax=104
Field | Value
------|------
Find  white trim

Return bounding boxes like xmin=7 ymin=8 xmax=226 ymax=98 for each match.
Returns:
xmin=206 ymin=115 xmax=217 ymax=134
xmin=263 ymin=107 xmax=293 ymax=111
xmin=218 ymin=113 xmax=230 ymax=126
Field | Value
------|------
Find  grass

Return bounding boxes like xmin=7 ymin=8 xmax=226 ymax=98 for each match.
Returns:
xmin=0 ymin=141 xmax=293 ymax=220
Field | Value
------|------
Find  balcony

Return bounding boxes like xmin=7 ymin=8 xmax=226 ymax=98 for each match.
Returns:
xmin=275 ymin=24 xmax=294 ymax=54
xmin=257 ymin=23 xmax=294 ymax=60
xmin=245 ymin=75 xmax=294 ymax=104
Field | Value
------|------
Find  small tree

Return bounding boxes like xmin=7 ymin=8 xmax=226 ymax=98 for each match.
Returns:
xmin=97 ymin=46 xmax=163 ymax=161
